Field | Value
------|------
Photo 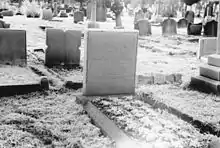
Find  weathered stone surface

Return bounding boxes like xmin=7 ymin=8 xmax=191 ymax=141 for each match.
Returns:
xmin=0 ymin=29 xmax=26 ymax=66
xmin=174 ymin=74 xmax=182 ymax=83
xmin=162 ymin=18 xmax=177 ymax=36
xmin=74 ymin=11 xmax=84 ymax=23
xmin=42 ymin=8 xmax=53 ymax=21
xmin=208 ymin=138 xmax=220 ymax=148
xmin=45 ymin=29 xmax=82 ymax=67
xmin=177 ymin=18 xmax=188 ymax=28
xmin=208 ymin=54 xmax=220 ymax=67
xmin=165 ymin=74 xmax=175 ymax=83
xmin=137 ymin=75 xmax=154 ymax=85
xmin=198 ymin=38 xmax=216 ymax=59
xmin=190 ymin=76 xmax=220 ymax=94
xmin=185 ymin=10 xmax=194 ymax=24
xmin=204 ymin=20 xmax=218 ymax=37
xmin=87 ymin=21 xmax=100 ymax=28
xmin=187 ymin=23 xmax=202 ymax=36
xmin=83 ymin=29 xmax=138 ymax=96
xmin=200 ymin=64 xmax=220 ymax=81
xmin=154 ymin=73 xmax=166 ymax=85
xmin=137 ymin=19 xmax=151 ymax=36
xmin=65 ymin=30 xmax=81 ymax=65
xmin=45 ymin=29 xmax=65 ymax=67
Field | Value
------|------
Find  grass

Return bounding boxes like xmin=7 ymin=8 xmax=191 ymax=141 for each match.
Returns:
xmin=0 ymin=90 xmax=115 ymax=148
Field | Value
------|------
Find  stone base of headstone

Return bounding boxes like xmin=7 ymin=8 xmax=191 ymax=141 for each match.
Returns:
xmin=83 ymin=29 xmax=139 ymax=96
xmin=187 ymin=23 xmax=202 ymax=36
xmin=0 ymin=29 xmax=26 ymax=66
xmin=190 ymin=54 xmax=220 ymax=95
xmin=190 ymin=75 xmax=220 ymax=95
xmin=74 ymin=11 xmax=84 ymax=23
xmin=198 ymin=37 xmax=216 ymax=58
xmin=87 ymin=21 xmax=100 ymax=28
xmin=114 ymin=26 xmax=124 ymax=29
xmin=162 ymin=18 xmax=177 ymax=36
xmin=136 ymin=19 xmax=152 ymax=36
xmin=177 ymin=18 xmax=188 ymax=28
xmin=45 ymin=29 xmax=81 ymax=67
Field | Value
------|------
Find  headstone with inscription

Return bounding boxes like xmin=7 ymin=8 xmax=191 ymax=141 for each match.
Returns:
xmin=83 ymin=29 xmax=138 ymax=96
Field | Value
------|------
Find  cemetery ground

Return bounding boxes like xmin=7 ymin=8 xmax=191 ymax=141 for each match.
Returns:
xmin=0 ymin=14 xmax=220 ymax=147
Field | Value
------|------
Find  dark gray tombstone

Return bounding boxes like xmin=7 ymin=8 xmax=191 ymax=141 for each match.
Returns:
xmin=136 ymin=19 xmax=152 ymax=36
xmin=187 ymin=22 xmax=202 ymax=36
xmin=177 ymin=18 xmax=188 ymax=28
xmin=162 ymin=18 xmax=177 ymax=36
xmin=0 ymin=29 xmax=26 ymax=66
xmin=74 ymin=11 xmax=84 ymax=23
xmin=203 ymin=20 xmax=218 ymax=37
xmin=185 ymin=10 xmax=194 ymax=24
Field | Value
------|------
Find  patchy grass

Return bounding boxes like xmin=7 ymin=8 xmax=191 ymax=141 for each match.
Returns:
xmin=91 ymin=95 xmax=217 ymax=148
xmin=0 ymin=90 xmax=115 ymax=148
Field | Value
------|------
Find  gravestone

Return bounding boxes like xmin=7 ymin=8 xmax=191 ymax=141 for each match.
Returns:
xmin=1 ymin=10 xmax=13 ymax=16
xmin=0 ymin=29 xmax=26 ymax=66
xmin=134 ymin=10 xmax=144 ymax=25
xmin=136 ymin=19 xmax=152 ymax=36
xmin=185 ymin=10 xmax=195 ymax=24
xmin=177 ymin=18 xmax=188 ymax=28
xmin=0 ymin=20 xmax=10 ymax=28
xmin=162 ymin=18 xmax=177 ymax=36
xmin=203 ymin=20 xmax=218 ymax=37
xmin=45 ymin=29 xmax=81 ymax=67
xmin=96 ymin=0 xmax=106 ymax=22
xmin=198 ymin=37 xmax=217 ymax=58
xmin=83 ymin=29 xmax=138 ymax=96
xmin=187 ymin=23 xmax=202 ymax=35
xmin=86 ymin=1 xmax=92 ymax=19
xmin=42 ymin=8 xmax=53 ymax=20
xmin=58 ymin=10 xmax=68 ymax=17
xmin=65 ymin=30 xmax=81 ymax=66
xmin=45 ymin=29 xmax=65 ymax=67
xmin=74 ymin=11 xmax=84 ymax=23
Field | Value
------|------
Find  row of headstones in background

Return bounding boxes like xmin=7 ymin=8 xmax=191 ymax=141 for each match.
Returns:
xmin=83 ymin=29 xmax=138 ymax=96
xmin=134 ymin=17 xmax=217 ymax=37
xmin=45 ymin=29 xmax=81 ymax=67
xmin=0 ymin=29 xmax=26 ymax=66
xmin=187 ymin=20 xmax=218 ymax=36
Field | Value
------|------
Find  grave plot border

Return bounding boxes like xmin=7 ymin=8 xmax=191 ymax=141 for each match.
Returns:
xmin=0 ymin=77 xmax=49 ymax=97
xmin=136 ymin=91 xmax=220 ymax=137
xmin=76 ymin=95 xmax=142 ymax=148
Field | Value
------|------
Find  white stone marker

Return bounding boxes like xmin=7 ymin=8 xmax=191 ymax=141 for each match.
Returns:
xmin=83 ymin=29 xmax=139 ymax=96
xmin=198 ymin=37 xmax=217 ymax=59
